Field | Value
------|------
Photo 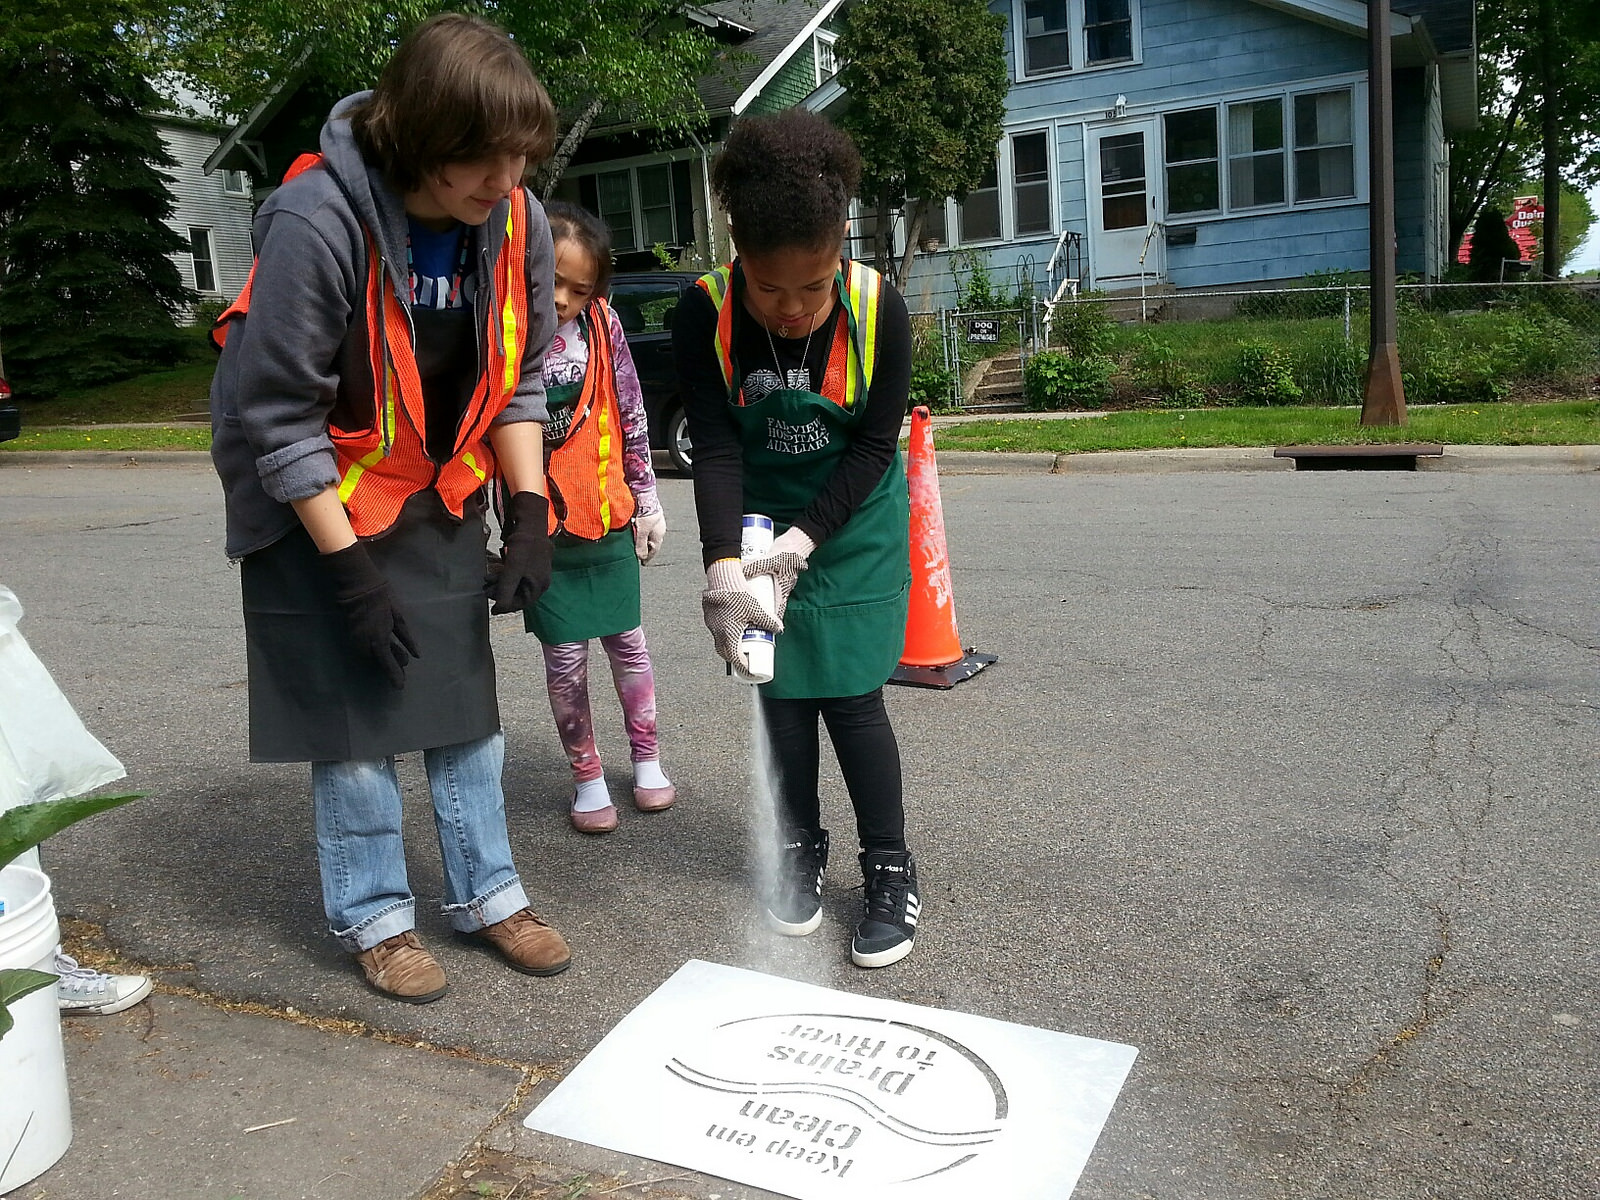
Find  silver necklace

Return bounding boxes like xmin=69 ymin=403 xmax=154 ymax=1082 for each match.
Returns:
xmin=765 ymin=315 xmax=816 ymax=392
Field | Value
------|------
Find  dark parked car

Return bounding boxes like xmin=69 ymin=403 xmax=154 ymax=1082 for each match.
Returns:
xmin=0 ymin=375 xmax=19 ymax=444
xmin=608 ymin=270 xmax=701 ymax=475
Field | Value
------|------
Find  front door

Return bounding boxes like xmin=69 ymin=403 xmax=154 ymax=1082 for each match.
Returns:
xmin=1088 ymin=120 xmax=1161 ymax=290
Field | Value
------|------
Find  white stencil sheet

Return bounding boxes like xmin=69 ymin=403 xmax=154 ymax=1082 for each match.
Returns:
xmin=526 ymin=960 xmax=1137 ymax=1200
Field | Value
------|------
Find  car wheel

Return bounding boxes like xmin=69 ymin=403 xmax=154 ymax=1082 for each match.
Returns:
xmin=666 ymin=404 xmax=693 ymax=476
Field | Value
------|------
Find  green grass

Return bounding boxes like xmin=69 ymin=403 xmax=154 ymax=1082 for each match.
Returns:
xmin=931 ymin=401 xmax=1600 ymax=455
xmin=21 ymin=358 xmax=216 ymax=423
xmin=2 ymin=425 xmax=212 ymax=452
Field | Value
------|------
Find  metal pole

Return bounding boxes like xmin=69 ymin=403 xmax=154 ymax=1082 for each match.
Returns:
xmin=1362 ymin=0 xmax=1407 ymax=425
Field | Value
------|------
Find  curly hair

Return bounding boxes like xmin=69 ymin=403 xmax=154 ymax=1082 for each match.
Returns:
xmin=711 ymin=110 xmax=862 ymax=257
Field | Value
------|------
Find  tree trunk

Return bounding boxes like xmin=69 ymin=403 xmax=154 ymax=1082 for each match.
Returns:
xmin=532 ymin=96 xmax=607 ymax=200
xmin=1451 ymin=84 xmax=1525 ymax=255
xmin=874 ymin=188 xmax=893 ymax=282
xmin=896 ymin=200 xmax=925 ymax=294
xmin=1539 ymin=0 xmax=1561 ymax=278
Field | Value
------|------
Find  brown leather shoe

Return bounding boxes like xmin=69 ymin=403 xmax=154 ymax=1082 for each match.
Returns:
xmin=466 ymin=908 xmax=572 ymax=976
xmin=353 ymin=931 xmax=447 ymax=1003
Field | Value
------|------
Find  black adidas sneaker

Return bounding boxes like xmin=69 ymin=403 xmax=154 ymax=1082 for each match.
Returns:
xmin=852 ymin=850 xmax=919 ymax=968
xmin=767 ymin=829 xmax=829 ymax=936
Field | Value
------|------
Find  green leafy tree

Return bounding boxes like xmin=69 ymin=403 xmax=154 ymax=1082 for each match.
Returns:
xmin=0 ymin=2 xmax=193 ymax=397
xmin=836 ymin=0 xmax=1008 ymax=287
xmin=160 ymin=1 xmax=726 ymax=195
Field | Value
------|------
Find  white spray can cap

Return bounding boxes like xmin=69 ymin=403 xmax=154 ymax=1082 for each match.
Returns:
xmin=734 ymin=514 xmax=777 ymax=684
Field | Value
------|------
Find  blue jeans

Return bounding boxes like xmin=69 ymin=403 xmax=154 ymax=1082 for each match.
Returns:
xmin=311 ymin=732 xmax=530 ymax=952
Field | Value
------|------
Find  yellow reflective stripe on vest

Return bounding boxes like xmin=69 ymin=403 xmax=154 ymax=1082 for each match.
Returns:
xmin=461 ymin=450 xmax=487 ymax=483
xmin=338 ymin=446 xmax=387 ymax=504
xmin=698 ymin=266 xmax=735 ymax=389
xmin=595 ymin=396 xmax=613 ymax=530
xmin=500 ymin=207 xmax=521 ymax=394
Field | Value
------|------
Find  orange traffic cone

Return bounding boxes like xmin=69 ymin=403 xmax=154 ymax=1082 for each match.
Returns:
xmin=889 ymin=407 xmax=996 ymax=689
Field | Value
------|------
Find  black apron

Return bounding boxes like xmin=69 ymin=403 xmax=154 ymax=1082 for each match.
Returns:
xmin=241 ymin=302 xmax=498 ymax=762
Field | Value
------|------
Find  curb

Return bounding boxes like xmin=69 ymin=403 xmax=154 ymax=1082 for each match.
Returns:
xmin=4 ymin=445 xmax=1598 ymax=475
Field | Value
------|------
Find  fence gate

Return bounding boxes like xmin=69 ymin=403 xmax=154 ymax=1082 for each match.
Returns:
xmin=937 ymin=303 xmax=1045 ymax=409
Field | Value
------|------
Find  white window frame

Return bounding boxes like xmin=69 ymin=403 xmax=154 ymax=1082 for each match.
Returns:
xmin=813 ymin=30 xmax=839 ymax=85
xmin=1156 ymin=78 xmax=1366 ymax=226
xmin=585 ymin=158 xmax=684 ymax=253
xmin=1014 ymin=0 xmax=1141 ymax=81
xmin=1291 ymin=88 xmax=1357 ymax=204
xmin=188 ymin=226 xmax=217 ymax=293
xmin=940 ymin=124 xmax=1057 ymax=248
xmin=1225 ymin=97 xmax=1287 ymax=211
xmin=222 ymin=169 xmax=250 ymax=197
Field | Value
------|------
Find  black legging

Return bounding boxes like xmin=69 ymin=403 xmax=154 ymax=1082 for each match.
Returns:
xmin=759 ymin=688 xmax=906 ymax=854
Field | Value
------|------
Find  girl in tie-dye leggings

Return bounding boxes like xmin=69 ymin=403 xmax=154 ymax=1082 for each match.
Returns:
xmin=520 ymin=201 xmax=675 ymax=833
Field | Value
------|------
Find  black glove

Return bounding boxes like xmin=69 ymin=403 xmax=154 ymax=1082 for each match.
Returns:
xmin=489 ymin=491 xmax=553 ymax=614
xmin=320 ymin=542 xmax=420 ymax=689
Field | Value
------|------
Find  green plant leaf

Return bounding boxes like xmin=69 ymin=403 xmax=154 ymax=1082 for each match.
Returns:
xmin=0 ymin=793 xmax=142 ymax=873
xmin=0 ymin=968 xmax=58 ymax=1041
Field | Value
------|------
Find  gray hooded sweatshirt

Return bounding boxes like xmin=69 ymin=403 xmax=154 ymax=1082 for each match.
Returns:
xmin=209 ymin=92 xmax=556 ymax=559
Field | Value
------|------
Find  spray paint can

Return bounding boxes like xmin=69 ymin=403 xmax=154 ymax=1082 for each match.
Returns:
xmin=734 ymin=513 xmax=777 ymax=685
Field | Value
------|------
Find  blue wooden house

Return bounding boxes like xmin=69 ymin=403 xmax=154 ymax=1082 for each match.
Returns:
xmin=810 ymin=0 xmax=1476 ymax=307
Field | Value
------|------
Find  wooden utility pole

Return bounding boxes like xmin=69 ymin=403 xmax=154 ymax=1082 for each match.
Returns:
xmin=1361 ymin=0 xmax=1407 ymax=426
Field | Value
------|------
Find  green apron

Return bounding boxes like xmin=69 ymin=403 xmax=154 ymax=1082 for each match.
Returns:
xmin=522 ymin=381 xmax=642 ymax=645
xmin=725 ymin=316 xmax=910 ymax=700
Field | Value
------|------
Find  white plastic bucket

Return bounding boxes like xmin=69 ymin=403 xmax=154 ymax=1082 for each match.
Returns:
xmin=0 ymin=864 xmax=71 ymax=1192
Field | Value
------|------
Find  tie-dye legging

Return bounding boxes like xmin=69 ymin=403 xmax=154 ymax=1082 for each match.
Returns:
xmin=541 ymin=626 xmax=660 ymax=783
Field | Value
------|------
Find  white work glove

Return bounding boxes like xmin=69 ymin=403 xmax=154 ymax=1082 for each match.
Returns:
xmin=632 ymin=488 xmax=666 ymax=564
xmin=702 ymin=558 xmax=781 ymax=664
xmin=741 ymin=526 xmax=815 ymax=621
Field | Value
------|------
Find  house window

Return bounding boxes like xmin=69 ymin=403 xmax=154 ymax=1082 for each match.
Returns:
xmin=1022 ymin=0 xmax=1072 ymax=74
xmin=1084 ymin=0 xmax=1132 ymax=65
xmin=814 ymin=31 xmax=839 ymax=84
xmin=958 ymin=157 xmax=1002 ymax=243
xmin=188 ymin=227 xmax=217 ymax=293
xmin=1098 ymin=133 xmax=1148 ymax=230
xmin=918 ymin=197 xmax=948 ymax=247
xmin=1227 ymin=99 xmax=1285 ymax=208
xmin=222 ymin=169 xmax=250 ymax=196
xmin=1164 ymin=108 xmax=1219 ymax=216
xmin=1294 ymin=89 xmax=1355 ymax=202
xmin=1011 ymin=131 xmax=1052 ymax=236
xmin=637 ymin=164 xmax=675 ymax=247
xmin=596 ymin=170 xmax=638 ymax=251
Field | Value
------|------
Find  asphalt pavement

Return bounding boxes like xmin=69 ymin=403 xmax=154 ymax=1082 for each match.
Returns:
xmin=0 ymin=447 xmax=1596 ymax=1200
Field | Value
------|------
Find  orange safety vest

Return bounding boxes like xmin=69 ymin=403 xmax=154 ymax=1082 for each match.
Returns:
xmin=544 ymin=298 xmax=636 ymax=539
xmin=695 ymin=258 xmax=883 ymax=409
xmin=213 ymin=153 xmax=533 ymax=538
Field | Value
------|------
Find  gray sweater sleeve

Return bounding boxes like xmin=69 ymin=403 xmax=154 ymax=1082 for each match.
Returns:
xmin=495 ymin=191 xmax=556 ymax=426
xmin=229 ymin=209 xmax=357 ymax=503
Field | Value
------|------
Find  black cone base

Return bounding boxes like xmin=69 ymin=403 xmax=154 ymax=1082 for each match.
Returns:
xmin=887 ymin=650 xmax=997 ymax=690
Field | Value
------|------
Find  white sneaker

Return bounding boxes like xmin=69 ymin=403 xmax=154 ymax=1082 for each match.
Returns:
xmin=54 ymin=952 xmax=153 ymax=1015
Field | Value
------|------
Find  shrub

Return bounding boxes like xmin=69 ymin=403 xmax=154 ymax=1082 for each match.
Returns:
xmin=1127 ymin=333 xmax=1206 ymax=407
xmin=1024 ymin=350 xmax=1113 ymax=410
xmin=1466 ymin=207 xmax=1522 ymax=282
xmin=909 ymin=363 xmax=957 ymax=411
xmin=1232 ymin=340 xmax=1302 ymax=404
xmin=950 ymin=248 xmax=1012 ymax=310
xmin=1048 ymin=294 xmax=1116 ymax=357
xmin=1402 ymin=342 xmax=1507 ymax=403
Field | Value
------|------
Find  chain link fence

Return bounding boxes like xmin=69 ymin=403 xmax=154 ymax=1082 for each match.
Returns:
xmin=927 ymin=279 xmax=1600 ymax=409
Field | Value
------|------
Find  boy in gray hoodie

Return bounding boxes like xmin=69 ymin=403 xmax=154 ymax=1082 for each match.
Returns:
xmin=210 ymin=13 xmax=567 ymax=1003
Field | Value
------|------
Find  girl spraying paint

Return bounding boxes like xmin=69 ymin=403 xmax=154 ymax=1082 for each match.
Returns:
xmin=518 ymin=201 xmax=674 ymax=834
xmin=673 ymin=110 xmax=920 ymax=968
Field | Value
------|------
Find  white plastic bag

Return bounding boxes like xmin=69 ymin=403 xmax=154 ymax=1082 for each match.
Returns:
xmin=0 ymin=585 xmax=127 ymax=821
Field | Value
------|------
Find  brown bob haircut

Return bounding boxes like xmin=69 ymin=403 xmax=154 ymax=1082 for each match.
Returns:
xmin=351 ymin=13 xmax=557 ymax=194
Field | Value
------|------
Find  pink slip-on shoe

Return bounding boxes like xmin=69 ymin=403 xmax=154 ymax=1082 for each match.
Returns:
xmin=633 ymin=783 xmax=676 ymax=812
xmin=570 ymin=801 xmax=619 ymax=834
